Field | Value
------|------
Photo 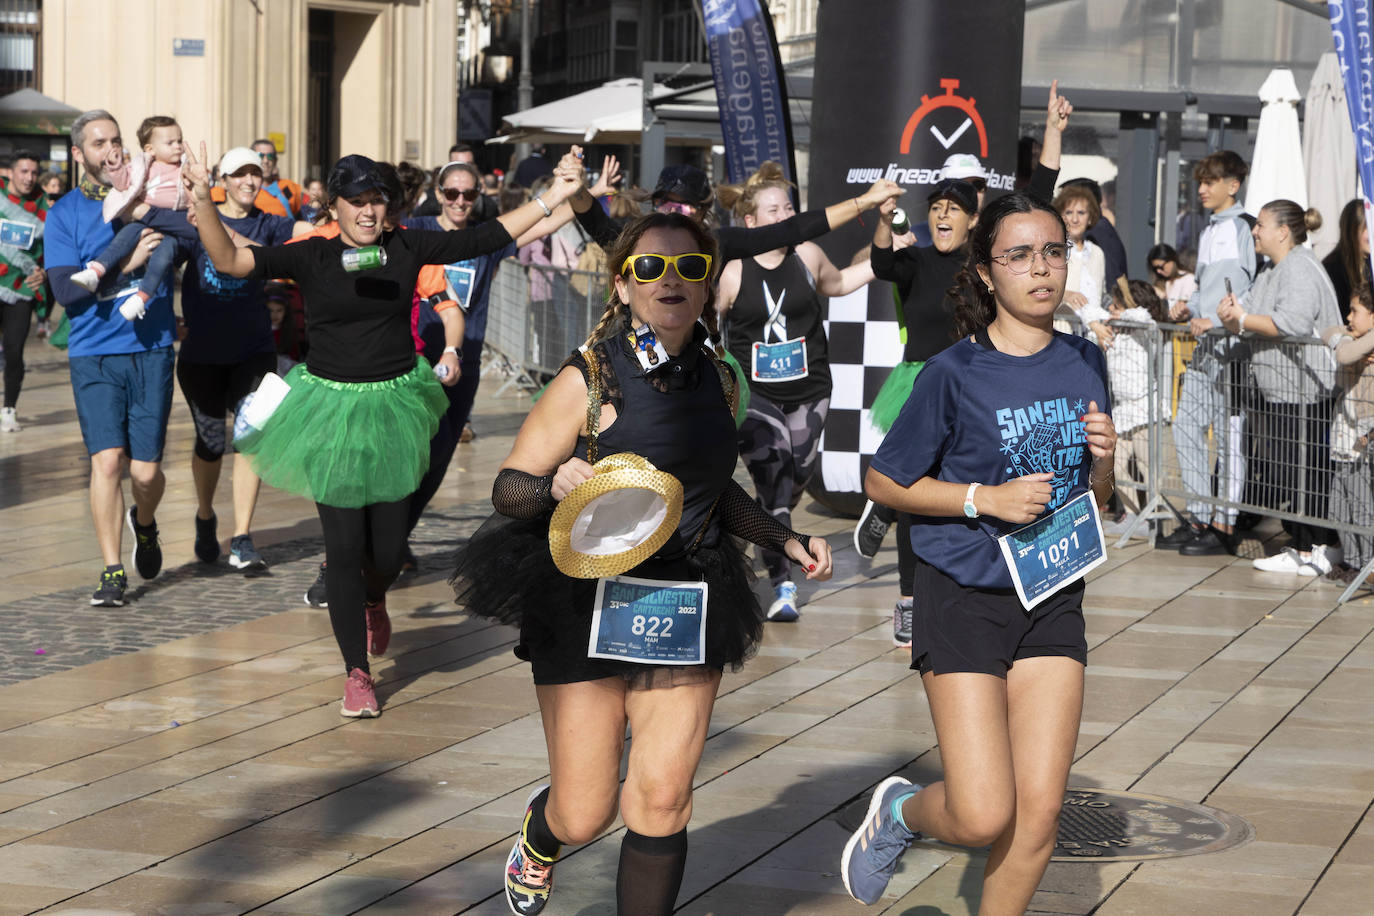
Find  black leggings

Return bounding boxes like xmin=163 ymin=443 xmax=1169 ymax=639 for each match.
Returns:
xmin=2 ymin=300 xmax=33 ymax=409
xmin=407 ymin=337 xmax=483 ymax=533
xmin=316 ymin=498 xmax=409 ymax=673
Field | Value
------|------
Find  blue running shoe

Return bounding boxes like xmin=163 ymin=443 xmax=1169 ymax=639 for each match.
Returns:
xmin=767 ymin=581 xmax=800 ymax=622
xmin=841 ymin=776 xmax=919 ymax=905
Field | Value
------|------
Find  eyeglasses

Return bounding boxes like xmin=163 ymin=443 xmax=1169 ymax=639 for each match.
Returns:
xmin=988 ymin=243 xmax=1069 ymax=274
xmin=620 ymin=252 xmax=713 ymax=283
xmin=440 ymin=187 xmax=480 ymax=202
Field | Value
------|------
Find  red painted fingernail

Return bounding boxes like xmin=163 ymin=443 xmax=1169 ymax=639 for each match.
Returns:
xmin=807 ymin=564 xmax=816 ymax=571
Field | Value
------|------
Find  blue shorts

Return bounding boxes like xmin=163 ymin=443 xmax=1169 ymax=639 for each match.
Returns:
xmin=69 ymin=347 xmax=175 ymax=461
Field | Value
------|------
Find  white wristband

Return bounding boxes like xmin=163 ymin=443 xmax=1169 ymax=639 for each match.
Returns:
xmin=442 ymin=345 xmax=460 ymax=360
xmin=533 ymin=195 xmax=552 ymax=217
xmin=1238 ymin=313 xmax=1246 ymax=333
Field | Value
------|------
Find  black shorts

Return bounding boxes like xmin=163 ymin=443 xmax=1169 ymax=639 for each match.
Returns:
xmin=909 ymin=557 xmax=1087 ymax=677
xmin=176 ymin=353 xmax=276 ymax=459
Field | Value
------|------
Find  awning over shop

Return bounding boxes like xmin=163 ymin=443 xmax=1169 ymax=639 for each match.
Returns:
xmin=487 ymin=78 xmax=708 ymax=147
xmin=0 ymin=88 xmax=82 ymax=135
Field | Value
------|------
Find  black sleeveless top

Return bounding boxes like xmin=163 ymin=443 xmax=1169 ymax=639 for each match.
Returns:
xmin=567 ymin=325 xmax=738 ymax=554
xmin=724 ymin=250 xmax=832 ymax=405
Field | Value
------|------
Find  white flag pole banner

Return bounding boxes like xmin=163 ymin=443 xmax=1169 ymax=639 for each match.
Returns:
xmin=1329 ymin=0 xmax=1374 ymax=279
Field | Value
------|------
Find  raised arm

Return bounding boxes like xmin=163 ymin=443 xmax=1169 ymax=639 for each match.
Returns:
xmin=184 ymin=142 xmax=257 ymax=277
xmin=1029 ymin=79 xmax=1071 ymax=202
xmin=801 ymin=240 xmax=874 ymax=297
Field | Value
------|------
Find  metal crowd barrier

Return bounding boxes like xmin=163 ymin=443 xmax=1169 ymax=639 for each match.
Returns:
xmin=482 ymin=257 xmax=609 ymax=394
xmin=1078 ymin=318 xmax=1374 ymax=604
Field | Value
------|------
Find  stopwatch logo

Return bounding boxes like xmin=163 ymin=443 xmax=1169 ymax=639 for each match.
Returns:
xmin=898 ymin=78 xmax=989 ymax=157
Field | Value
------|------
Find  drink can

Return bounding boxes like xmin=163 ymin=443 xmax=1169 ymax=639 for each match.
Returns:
xmin=341 ymin=245 xmax=387 ymax=272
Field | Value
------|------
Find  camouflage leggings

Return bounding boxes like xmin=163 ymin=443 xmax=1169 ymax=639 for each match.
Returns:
xmin=736 ymin=392 xmax=829 ymax=586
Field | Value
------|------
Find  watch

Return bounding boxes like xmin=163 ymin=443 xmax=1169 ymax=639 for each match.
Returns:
xmin=442 ymin=346 xmax=461 ymax=362
xmin=963 ymin=482 xmax=982 ymax=519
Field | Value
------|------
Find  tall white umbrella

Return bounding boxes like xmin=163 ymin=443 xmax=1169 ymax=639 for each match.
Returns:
xmin=1304 ymin=51 xmax=1359 ymax=259
xmin=1246 ymin=68 xmax=1307 ymax=217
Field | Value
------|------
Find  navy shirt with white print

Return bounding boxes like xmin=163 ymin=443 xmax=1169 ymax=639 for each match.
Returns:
xmin=870 ymin=332 xmax=1110 ymax=589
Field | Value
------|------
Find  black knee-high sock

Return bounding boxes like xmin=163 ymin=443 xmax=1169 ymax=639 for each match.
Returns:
xmin=616 ymin=828 xmax=687 ymax=916
xmin=525 ymin=787 xmax=563 ymax=859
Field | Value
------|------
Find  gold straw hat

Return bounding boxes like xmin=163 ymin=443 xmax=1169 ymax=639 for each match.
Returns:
xmin=548 ymin=453 xmax=684 ymax=578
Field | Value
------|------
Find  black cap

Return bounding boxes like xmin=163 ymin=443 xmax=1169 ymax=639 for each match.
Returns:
xmin=652 ymin=164 xmax=712 ymax=207
xmin=926 ymin=178 xmax=978 ymax=214
xmin=327 ymin=154 xmax=390 ymax=201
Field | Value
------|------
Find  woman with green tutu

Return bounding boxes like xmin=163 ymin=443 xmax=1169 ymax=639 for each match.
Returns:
xmin=181 ymin=142 xmax=586 ymax=717
xmin=867 ymin=178 xmax=981 ymax=647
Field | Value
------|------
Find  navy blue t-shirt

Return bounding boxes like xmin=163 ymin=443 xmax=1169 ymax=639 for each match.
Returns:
xmin=870 ymin=332 xmax=1110 ymax=589
xmin=180 ymin=208 xmax=297 ymax=364
xmin=406 ymin=214 xmax=515 ymax=343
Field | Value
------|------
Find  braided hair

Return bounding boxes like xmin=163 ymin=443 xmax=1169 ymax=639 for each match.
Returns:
xmin=584 ymin=211 xmax=721 ymax=349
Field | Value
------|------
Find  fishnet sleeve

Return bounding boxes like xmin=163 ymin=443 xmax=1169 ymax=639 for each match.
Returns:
xmin=492 ymin=468 xmax=557 ymax=519
xmin=717 ymin=480 xmax=811 ymax=554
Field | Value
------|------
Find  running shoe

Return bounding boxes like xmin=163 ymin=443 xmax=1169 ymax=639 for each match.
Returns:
xmin=892 ymin=600 xmax=913 ymax=648
xmin=365 ymin=598 xmax=392 ymax=657
xmin=1252 ymin=548 xmax=1306 ymax=574
xmin=126 ymin=508 xmax=163 ymax=580
xmin=229 ymin=534 xmax=268 ymax=573
xmin=194 ymin=513 xmax=220 ymax=563
xmin=0 ymin=407 xmax=19 ymax=433
xmin=854 ymin=500 xmax=895 ymax=558
xmin=766 ymin=581 xmax=800 ymax=622
xmin=90 ymin=565 xmax=128 ymax=607
xmin=505 ymin=785 xmax=558 ymax=915
xmin=841 ymin=776 xmax=919 ymax=905
xmin=340 ymin=667 xmax=379 ymax=718
xmin=304 ymin=562 xmax=328 ymax=607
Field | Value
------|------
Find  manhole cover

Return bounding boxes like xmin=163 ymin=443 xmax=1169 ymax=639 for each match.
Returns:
xmin=834 ymin=786 xmax=1251 ymax=862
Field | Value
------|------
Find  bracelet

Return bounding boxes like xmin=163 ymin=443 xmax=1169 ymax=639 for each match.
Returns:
xmin=853 ymin=197 xmax=864 ymax=228
xmin=442 ymin=345 xmax=461 ymax=362
xmin=1238 ymin=313 xmax=1246 ymax=333
xmin=533 ymin=195 xmax=552 ymax=217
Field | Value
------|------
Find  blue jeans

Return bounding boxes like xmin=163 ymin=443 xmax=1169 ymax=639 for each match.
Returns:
xmin=95 ymin=221 xmax=174 ymax=299
xmin=1173 ymin=368 xmax=1243 ymax=525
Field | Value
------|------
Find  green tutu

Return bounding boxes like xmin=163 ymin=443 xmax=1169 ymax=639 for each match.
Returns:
xmin=869 ymin=360 xmax=924 ymax=433
xmin=238 ymin=358 xmax=446 ymax=508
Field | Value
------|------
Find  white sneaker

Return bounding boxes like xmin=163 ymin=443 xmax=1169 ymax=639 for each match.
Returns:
xmin=1298 ymin=545 xmax=1335 ymax=578
xmin=0 ymin=407 xmax=19 ymax=432
xmin=1253 ymin=548 xmax=1306 ymax=574
xmin=70 ymin=266 xmax=100 ymax=292
xmin=117 ymin=293 xmax=147 ymax=321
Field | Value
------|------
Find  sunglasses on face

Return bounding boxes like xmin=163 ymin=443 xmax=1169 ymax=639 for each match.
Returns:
xmin=258 ymin=153 xmax=277 ymax=162
xmin=440 ymin=187 xmax=480 ymax=202
xmin=620 ymin=252 xmax=713 ymax=283
xmin=1150 ymin=261 xmax=1171 ymax=273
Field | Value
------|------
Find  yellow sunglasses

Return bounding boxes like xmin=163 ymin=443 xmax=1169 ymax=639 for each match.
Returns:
xmin=620 ymin=252 xmax=713 ymax=283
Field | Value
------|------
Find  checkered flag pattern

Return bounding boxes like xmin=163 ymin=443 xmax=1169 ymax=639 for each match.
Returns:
xmin=819 ymin=284 xmax=904 ymax=497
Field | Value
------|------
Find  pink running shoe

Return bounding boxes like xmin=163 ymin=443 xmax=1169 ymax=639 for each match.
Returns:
xmin=341 ymin=668 xmax=379 ymax=718
xmin=365 ymin=599 xmax=391 ymax=657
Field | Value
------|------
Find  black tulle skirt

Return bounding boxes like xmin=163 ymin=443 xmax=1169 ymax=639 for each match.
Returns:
xmin=450 ymin=512 xmax=764 ymax=683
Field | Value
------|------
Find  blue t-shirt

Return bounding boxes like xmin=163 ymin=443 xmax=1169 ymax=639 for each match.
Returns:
xmin=406 ymin=214 xmax=515 ymax=343
xmin=179 ymin=208 xmax=296 ymax=364
xmin=45 ymin=191 xmax=176 ymax=357
xmin=870 ymin=333 xmax=1110 ymax=589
